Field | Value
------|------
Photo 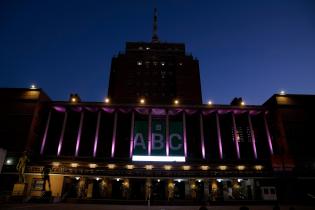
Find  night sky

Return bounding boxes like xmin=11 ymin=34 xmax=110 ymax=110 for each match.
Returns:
xmin=1 ymin=0 xmax=315 ymax=104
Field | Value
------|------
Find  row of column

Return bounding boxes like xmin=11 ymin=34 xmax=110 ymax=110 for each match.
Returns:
xmin=40 ymin=109 xmax=274 ymax=159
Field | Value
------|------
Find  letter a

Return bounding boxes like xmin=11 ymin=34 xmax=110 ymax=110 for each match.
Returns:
xmin=134 ymin=133 xmax=146 ymax=150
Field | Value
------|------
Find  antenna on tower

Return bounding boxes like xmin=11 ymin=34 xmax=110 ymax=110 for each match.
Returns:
xmin=152 ymin=8 xmax=159 ymax=43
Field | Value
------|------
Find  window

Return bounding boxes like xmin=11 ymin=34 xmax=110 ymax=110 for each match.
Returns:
xmin=137 ymin=61 xmax=142 ymax=66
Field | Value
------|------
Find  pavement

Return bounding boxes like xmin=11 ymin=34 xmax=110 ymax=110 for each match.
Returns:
xmin=1 ymin=204 xmax=315 ymax=210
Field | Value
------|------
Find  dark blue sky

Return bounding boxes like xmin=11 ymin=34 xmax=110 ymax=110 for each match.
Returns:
xmin=1 ymin=0 xmax=315 ymax=104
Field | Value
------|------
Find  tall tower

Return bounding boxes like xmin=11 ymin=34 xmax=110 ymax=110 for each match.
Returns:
xmin=108 ymin=9 xmax=202 ymax=105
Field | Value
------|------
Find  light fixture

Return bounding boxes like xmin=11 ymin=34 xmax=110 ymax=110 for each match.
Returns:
xmin=140 ymin=98 xmax=145 ymax=104
xmin=30 ymin=84 xmax=36 ymax=89
xmin=108 ymin=164 xmax=116 ymax=169
xmin=146 ymin=47 xmax=150 ymax=50
xmin=116 ymin=178 xmax=120 ymax=181
xmin=89 ymin=163 xmax=97 ymax=169
xmin=174 ymin=99 xmax=179 ymax=105
xmin=182 ymin=165 xmax=191 ymax=170
xmin=237 ymin=178 xmax=242 ymax=183
xmin=145 ymin=165 xmax=153 ymax=170
xmin=217 ymin=178 xmax=223 ymax=183
xmin=96 ymin=177 xmax=101 ymax=181
xmin=157 ymin=179 xmax=160 ymax=182
xmin=175 ymin=179 xmax=183 ymax=183
xmin=218 ymin=165 xmax=227 ymax=170
xmin=75 ymin=177 xmax=80 ymax=180
xmin=280 ymin=90 xmax=286 ymax=95
xmin=105 ymin=97 xmax=110 ymax=103
xmin=6 ymin=159 xmax=13 ymax=165
xmin=241 ymin=101 xmax=245 ymax=106
xmin=137 ymin=61 xmax=143 ymax=66
xmin=126 ymin=164 xmax=134 ymax=170
xmin=71 ymin=163 xmax=78 ymax=168
xmin=207 ymin=100 xmax=212 ymax=105
xmin=254 ymin=165 xmax=263 ymax=170
xmin=237 ymin=165 xmax=245 ymax=170
xmin=71 ymin=97 xmax=77 ymax=103
xmin=201 ymin=165 xmax=209 ymax=170
xmin=164 ymin=165 xmax=172 ymax=170
xmin=132 ymin=155 xmax=185 ymax=162
xmin=52 ymin=162 xmax=60 ymax=167
xmin=197 ymin=179 xmax=202 ymax=183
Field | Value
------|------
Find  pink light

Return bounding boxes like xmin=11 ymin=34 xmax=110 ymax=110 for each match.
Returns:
xmin=57 ymin=111 xmax=68 ymax=156
xmin=148 ymin=112 xmax=152 ymax=155
xmin=40 ymin=110 xmax=51 ymax=155
xmin=111 ymin=112 xmax=118 ymax=158
xmin=200 ymin=114 xmax=205 ymax=159
xmin=166 ymin=113 xmax=170 ymax=156
xmin=216 ymin=113 xmax=223 ymax=159
xmin=232 ymin=112 xmax=240 ymax=159
xmin=93 ymin=111 xmax=101 ymax=158
xmin=264 ymin=112 xmax=274 ymax=155
xmin=248 ymin=113 xmax=258 ymax=159
xmin=75 ymin=112 xmax=84 ymax=157
xmin=183 ymin=112 xmax=187 ymax=157
xmin=129 ymin=112 xmax=135 ymax=158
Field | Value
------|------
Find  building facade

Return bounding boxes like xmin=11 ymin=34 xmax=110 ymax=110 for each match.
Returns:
xmin=1 ymin=10 xmax=315 ymax=205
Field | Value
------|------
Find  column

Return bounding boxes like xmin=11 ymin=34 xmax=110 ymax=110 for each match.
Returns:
xmin=200 ymin=113 xmax=205 ymax=159
xmin=93 ymin=111 xmax=101 ymax=157
xmin=183 ymin=111 xmax=187 ymax=157
xmin=148 ymin=110 xmax=152 ymax=156
xmin=248 ymin=113 xmax=258 ymax=159
xmin=166 ymin=110 xmax=170 ymax=156
xmin=57 ymin=111 xmax=68 ymax=156
xmin=40 ymin=110 xmax=52 ymax=155
xmin=111 ymin=111 xmax=118 ymax=158
xmin=231 ymin=112 xmax=240 ymax=159
xmin=75 ymin=111 xmax=84 ymax=157
xmin=264 ymin=112 xmax=274 ymax=155
xmin=204 ymin=179 xmax=210 ymax=202
xmin=129 ymin=111 xmax=135 ymax=158
xmin=215 ymin=112 xmax=223 ymax=159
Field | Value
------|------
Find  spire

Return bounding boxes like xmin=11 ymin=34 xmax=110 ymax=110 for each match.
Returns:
xmin=152 ymin=8 xmax=159 ymax=43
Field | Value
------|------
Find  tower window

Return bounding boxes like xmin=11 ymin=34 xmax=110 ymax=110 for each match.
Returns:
xmin=137 ymin=61 xmax=143 ymax=66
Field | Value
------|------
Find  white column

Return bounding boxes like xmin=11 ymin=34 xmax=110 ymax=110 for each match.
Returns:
xmin=75 ymin=111 xmax=84 ymax=157
xmin=264 ymin=112 xmax=274 ymax=155
xmin=215 ymin=112 xmax=223 ymax=159
xmin=248 ymin=113 xmax=258 ymax=159
xmin=93 ymin=111 xmax=101 ymax=158
xmin=231 ymin=112 xmax=240 ymax=159
xmin=200 ymin=113 xmax=205 ymax=159
xmin=57 ymin=111 xmax=68 ymax=156
xmin=183 ymin=111 xmax=187 ymax=157
xmin=129 ymin=111 xmax=135 ymax=158
xmin=111 ymin=112 xmax=118 ymax=158
xmin=40 ymin=110 xmax=52 ymax=155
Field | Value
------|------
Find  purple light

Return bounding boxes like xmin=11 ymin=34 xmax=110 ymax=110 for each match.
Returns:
xmin=111 ymin=112 xmax=118 ymax=158
xmin=40 ymin=110 xmax=52 ymax=155
xmin=166 ymin=113 xmax=170 ymax=156
xmin=148 ymin=111 xmax=152 ymax=155
xmin=57 ymin=111 xmax=68 ymax=156
xmin=102 ymin=107 xmax=115 ymax=113
xmin=53 ymin=106 xmax=66 ymax=112
xmin=200 ymin=114 xmax=205 ymax=159
xmin=248 ymin=113 xmax=258 ymax=159
xmin=183 ymin=112 xmax=187 ymax=157
xmin=232 ymin=112 xmax=240 ymax=159
xmin=93 ymin=111 xmax=101 ymax=157
xmin=216 ymin=113 xmax=223 ymax=159
xmin=75 ymin=112 xmax=84 ymax=157
xmin=129 ymin=112 xmax=135 ymax=158
xmin=264 ymin=112 xmax=274 ymax=155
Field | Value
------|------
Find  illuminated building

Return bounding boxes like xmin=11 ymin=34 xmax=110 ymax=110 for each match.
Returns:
xmin=1 ymin=9 xmax=315 ymax=205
